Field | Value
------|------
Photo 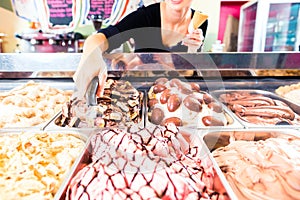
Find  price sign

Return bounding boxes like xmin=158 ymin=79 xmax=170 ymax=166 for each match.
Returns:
xmin=88 ymin=0 xmax=114 ymax=19
xmin=47 ymin=0 xmax=73 ymax=25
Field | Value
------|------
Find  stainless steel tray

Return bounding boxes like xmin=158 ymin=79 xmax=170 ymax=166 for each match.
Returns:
xmin=57 ymin=126 xmax=236 ymax=200
xmin=201 ymin=128 xmax=300 ymax=200
xmin=0 ymin=80 xmax=74 ymax=129
xmin=0 ymin=129 xmax=91 ymax=200
xmin=145 ymin=98 xmax=243 ymax=130
xmin=145 ymin=80 xmax=244 ymax=130
xmin=45 ymin=89 xmax=146 ymax=130
xmin=54 ymin=129 xmax=94 ymax=200
xmin=211 ymin=89 xmax=300 ymax=128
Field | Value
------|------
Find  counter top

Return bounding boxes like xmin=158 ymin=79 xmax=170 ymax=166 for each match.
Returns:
xmin=0 ymin=52 xmax=299 ymax=73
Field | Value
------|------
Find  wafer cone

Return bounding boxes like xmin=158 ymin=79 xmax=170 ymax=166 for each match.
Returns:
xmin=192 ymin=11 xmax=208 ymax=29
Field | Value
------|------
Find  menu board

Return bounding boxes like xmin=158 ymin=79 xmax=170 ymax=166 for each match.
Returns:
xmin=88 ymin=0 xmax=114 ymax=19
xmin=47 ymin=0 xmax=73 ymax=25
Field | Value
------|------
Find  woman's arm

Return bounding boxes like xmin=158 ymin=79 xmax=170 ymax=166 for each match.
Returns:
xmin=82 ymin=33 xmax=109 ymax=57
xmin=73 ymin=33 xmax=109 ymax=99
xmin=73 ymin=4 xmax=158 ymax=97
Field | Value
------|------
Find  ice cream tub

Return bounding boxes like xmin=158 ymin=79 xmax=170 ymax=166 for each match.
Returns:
xmin=54 ymin=130 xmax=93 ymax=200
xmin=0 ymin=129 xmax=90 ymax=200
xmin=46 ymin=79 xmax=146 ymax=129
xmin=146 ymin=77 xmax=243 ymax=129
xmin=211 ymin=89 xmax=300 ymax=128
xmin=0 ymin=80 xmax=74 ymax=129
xmin=57 ymin=124 xmax=235 ymax=200
xmin=202 ymin=128 xmax=300 ymax=200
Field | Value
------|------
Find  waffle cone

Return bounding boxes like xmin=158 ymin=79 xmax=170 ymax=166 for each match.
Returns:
xmin=193 ymin=11 xmax=208 ymax=29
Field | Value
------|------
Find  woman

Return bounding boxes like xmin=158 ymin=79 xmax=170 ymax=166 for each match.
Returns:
xmin=73 ymin=0 xmax=207 ymax=99
xmin=85 ymin=0 xmax=207 ymax=53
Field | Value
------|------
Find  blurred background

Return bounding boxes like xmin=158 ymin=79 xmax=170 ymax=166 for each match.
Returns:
xmin=0 ymin=0 xmax=299 ymax=53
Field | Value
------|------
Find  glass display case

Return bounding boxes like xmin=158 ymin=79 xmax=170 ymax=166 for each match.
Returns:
xmin=238 ymin=0 xmax=300 ymax=52
xmin=0 ymin=52 xmax=300 ymax=200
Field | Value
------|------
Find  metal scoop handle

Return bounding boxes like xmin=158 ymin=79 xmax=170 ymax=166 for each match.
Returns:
xmin=86 ymin=76 xmax=99 ymax=106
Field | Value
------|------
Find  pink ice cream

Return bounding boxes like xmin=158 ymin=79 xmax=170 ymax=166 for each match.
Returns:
xmin=66 ymin=124 xmax=229 ymax=200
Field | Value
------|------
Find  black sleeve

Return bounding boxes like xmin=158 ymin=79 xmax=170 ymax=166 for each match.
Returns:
xmin=199 ymin=20 xmax=208 ymax=38
xmin=98 ymin=4 xmax=160 ymax=52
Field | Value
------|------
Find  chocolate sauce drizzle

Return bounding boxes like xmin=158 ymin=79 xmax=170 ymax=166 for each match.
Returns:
xmin=66 ymin=124 xmax=225 ymax=199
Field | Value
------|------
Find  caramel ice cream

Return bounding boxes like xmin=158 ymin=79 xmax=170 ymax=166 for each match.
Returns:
xmin=276 ymin=82 xmax=300 ymax=105
xmin=212 ymin=133 xmax=300 ymax=200
xmin=148 ymin=78 xmax=230 ymax=127
xmin=66 ymin=124 xmax=229 ymax=200
xmin=0 ymin=131 xmax=85 ymax=199
xmin=0 ymin=81 xmax=72 ymax=128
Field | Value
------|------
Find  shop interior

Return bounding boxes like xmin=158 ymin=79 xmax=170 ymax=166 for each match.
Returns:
xmin=0 ymin=1 xmax=300 ymax=200
xmin=1 ymin=0 xmax=299 ymax=53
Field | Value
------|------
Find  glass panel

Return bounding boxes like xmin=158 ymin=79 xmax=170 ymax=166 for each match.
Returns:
xmin=265 ymin=3 xmax=300 ymax=51
xmin=239 ymin=2 xmax=257 ymax=51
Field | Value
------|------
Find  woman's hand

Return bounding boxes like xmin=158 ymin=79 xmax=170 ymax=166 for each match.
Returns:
xmin=182 ymin=29 xmax=204 ymax=52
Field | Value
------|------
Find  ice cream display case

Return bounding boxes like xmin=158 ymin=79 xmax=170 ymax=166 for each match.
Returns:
xmin=0 ymin=52 xmax=300 ymax=199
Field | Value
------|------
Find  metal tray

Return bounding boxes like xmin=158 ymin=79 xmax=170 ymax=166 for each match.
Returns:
xmin=146 ymin=80 xmax=243 ymax=130
xmin=0 ymin=129 xmax=91 ymax=200
xmin=145 ymin=98 xmax=243 ymax=130
xmin=211 ymin=89 xmax=300 ymax=128
xmin=202 ymin=128 xmax=300 ymax=200
xmin=45 ymin=89 xmax=146 ymax=130
xmin=57 ymin=126 xmax=236 ymax=200
xmin=275 ymin=82 xmax=300 ymax=106
xmin=0 ymin=80 xmax=74 ymax=129
xmin=54 ymin=129 xmax=94 ymax=200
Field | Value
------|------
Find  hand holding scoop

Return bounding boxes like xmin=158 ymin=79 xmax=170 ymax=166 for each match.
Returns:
xmin=72 ymin=46 xmax=107 ymax=100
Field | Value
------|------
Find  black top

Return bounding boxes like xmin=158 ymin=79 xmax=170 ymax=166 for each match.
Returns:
xmin=98 ymin=3 xmax=208 ymax=52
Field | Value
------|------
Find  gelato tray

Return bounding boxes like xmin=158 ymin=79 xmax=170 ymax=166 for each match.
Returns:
xmin=275 ymin=82 xmax=300 ymax=105
xmin=58 ymin=124 xmax=234 ymax=200
xmin=147 ymin=78 xmax=242 ymax=129
xmin=52 ymin=79 xmax=145 ymax=129
xmin=0 ymin=80 xmax=73 ymax=128
xmin=211 ymin=89 xmax=300 ymax=127
xmin=47 ymin=78 xmax=243 ymax=130
xmin=202 ymin=129 xmax=300 ymax=200
xmin=0 ymin=129 xmax=88 ymax=200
